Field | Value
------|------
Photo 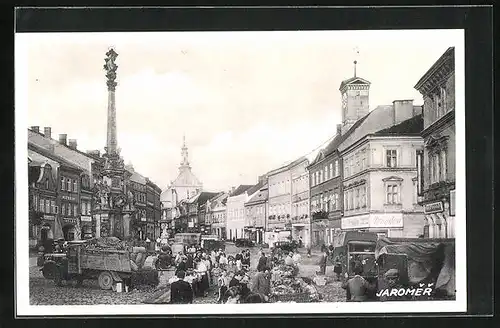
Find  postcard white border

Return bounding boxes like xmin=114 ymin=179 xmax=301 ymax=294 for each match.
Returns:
xmin=15 ymin=29 xmax=466 ymax=316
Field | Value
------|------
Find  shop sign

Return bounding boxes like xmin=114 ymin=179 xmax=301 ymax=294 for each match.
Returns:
xmin=424 ymin=201 xmax=444 ymax=214
xmin=369 ymin=214 xmax=403 ymax=228
xmin=61 ymin=195 xmax=76 ymax=202
xmin=341 ymin=215 xmax=369 ymax=230
xmin=64 ymin=217 xmax=77 ymax=225
xmin=44 ymin=215 xmax=55 ymax=221
xmin=81 ymin=216 xmax=92 ymax=222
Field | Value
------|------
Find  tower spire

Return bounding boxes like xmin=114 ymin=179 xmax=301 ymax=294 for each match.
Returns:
xmin=354 ymin=60 xmax=357 ymax=77
xmin=353 ymin=46 xmax=360 ymax=78
xmin=180 ymin=135 xmax=190 ymax=170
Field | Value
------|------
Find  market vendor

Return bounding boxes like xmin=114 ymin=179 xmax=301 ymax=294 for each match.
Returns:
xmin=251 ymin=267 xmax=271 ymax=301
xmin=194 ymin=258 xmax=209 ymax=297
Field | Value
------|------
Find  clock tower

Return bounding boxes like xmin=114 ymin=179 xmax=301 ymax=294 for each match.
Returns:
xmin=339 ymin=60 xmax=371 ymax=135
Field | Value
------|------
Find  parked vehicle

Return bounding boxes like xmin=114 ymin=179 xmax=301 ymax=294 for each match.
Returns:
xmin=41 ymin=240 xmax=133 ymax=290
xmin=375 ymin=237 xmax=456 ymax=299
xmin=273 ymin=240 xmax=298 ymax=253
xmin=235 ymin=238 xmax=254 ymax=247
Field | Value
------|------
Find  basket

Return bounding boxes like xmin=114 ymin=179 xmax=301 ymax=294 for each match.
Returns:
xmin=270 ymin=292 xmax=316 ymax=303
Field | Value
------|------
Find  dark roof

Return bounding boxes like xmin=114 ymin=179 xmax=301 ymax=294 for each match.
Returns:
xmin=245 ymin=185 xmax=269 ymax=205
xmin=28 ymin=142 xmax=82 ymax=172
xmin=373 ymin=114 xmax=423 ymax=136
xmin=245 ymin=180 xmax=267 ymax=197
xmin=28 ymin=128 xmax=97 ymax=161
xmin=310 ymin=112 xmax=371 ymax=167
xmin=197 ymin=192 xmax=222 ymax=205
xmin=230 ymin=185 xmax=254 ymax=197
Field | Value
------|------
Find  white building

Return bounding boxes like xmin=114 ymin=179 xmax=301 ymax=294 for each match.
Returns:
xmin=340 ymin=100 xmax=426 ymax=238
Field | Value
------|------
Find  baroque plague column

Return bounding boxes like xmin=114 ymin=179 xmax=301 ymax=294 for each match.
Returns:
xmin=93 ymin=48 xmax=136 ymax=239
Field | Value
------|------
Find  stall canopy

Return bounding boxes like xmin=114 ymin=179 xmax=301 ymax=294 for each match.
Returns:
xmin=375 ymin=238 xmax=455 ymax=296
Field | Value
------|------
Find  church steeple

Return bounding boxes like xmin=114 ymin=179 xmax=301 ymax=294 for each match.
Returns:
xmin=180 ymin=134 xmax=191 ymax=170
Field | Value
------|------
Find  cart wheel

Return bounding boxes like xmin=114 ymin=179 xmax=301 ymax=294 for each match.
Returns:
xmin=98 ymin=271 xmax=114 ymax=290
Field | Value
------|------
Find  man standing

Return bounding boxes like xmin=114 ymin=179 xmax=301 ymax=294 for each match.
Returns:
xmin=341 ymin=266 xmax=374 ymax=302
xmin=251 ymin=267 xmax=271 ymax=301
xmin=257 ymin=252 xmax=267 ymax=272
xmin=170 ymin=270 xmax=194 ymax=304
xmin=317 ymin=249 xmax=328 ymax=275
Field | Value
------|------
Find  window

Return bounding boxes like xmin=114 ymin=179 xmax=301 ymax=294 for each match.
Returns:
xmin=355 ymin=156 xmax=360 ymax=174
xmin=344 ymin=193 xmax=348 ymax=211
xmin=440 ymin=149 xmax=447 ymax=181
xmin=412 ymin=178 xmax=418 ymax=204
xmin=61 ymin=177 xmax=65 ymax=191
xmin=345 ymin=159 xmax=350 ymax=177
xmin=62 ymin=203 xmax=66 ymax=216
xmin=416 ymin=150 xmax=424 ymax=194
xmin=349 ymin=190 xmax=353 ymax=210
xmin=431 ymin=153 xmax=440 ymax=183
xmin=329 ymin=163 xmax=333 ymax=179
xmin=68 ymin=204 xmax=73 ymax=216
xmin=360 ymin=186 xmax=366 ymax=207
xmin=73 ymin=180 xmax=77 ymax=192
xmin=67 ymin=179 xmax=71 ymax=191
xmin=335 ymin=160 xmax=339 ymax=177
xmin=74 ymin=204 xmax=78 ymax=216
xmin=361 ymin=152 xmax=366 ymax=171
xmin=324 ymin=166 xmax=328 ymax=181
xmin=386 ymin=184 xmax=400 ymax=204
xmin=386 ymin=149 xmax=398 ymax=167
xmin=51 ymin=200 xmax=55 ymax=214
xmin=334 ymin=192 xmax=339 ymax=210
xmin=355 ymin=188 xmax=360 ymax=209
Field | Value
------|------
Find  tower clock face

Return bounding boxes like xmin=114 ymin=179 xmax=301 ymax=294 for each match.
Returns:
xmin=342 ymin=92 xmax=348 ymax=109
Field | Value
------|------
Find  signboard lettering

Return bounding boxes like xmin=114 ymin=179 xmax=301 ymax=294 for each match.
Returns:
xmin=44 ymin=215 xmax=55 ymax=221
xmin=341 ymin=215 xmax=369 ymax=229
xmin=369 ymin=214 xmax=403 ymax=228
xmin=64 ymin=217 xmax=77 ymax=225
xmin=81 ymin=216 xmax=92 ymax=222
xmin=424 ymin=201 xmax=444 ymax=214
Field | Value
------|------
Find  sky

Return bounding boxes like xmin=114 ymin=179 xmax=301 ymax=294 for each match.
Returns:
xmin=17 ymin=30 xmax=462 ymax=192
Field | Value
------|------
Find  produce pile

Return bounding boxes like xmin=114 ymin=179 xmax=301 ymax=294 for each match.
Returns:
xmin=83 ymin=237 xmax=131 ymax=251
xmin=270 ymin=264 xmax=320 ymax=302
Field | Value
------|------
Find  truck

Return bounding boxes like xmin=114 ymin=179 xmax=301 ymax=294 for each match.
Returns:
xmin=375 ymin=237 xmax=456 ymax=299
xmin=331 ymin=231 xmax=379 ymax=279
xmin=41 ymin=240 xmax=134 ymax=290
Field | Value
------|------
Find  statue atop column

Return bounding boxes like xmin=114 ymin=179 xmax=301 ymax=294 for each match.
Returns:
xmin=104 ymin=48 xmax=118 ymax=91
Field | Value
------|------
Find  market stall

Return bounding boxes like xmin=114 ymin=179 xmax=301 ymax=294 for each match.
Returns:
xmin=269 ymin=264 xmax=321 ymax=303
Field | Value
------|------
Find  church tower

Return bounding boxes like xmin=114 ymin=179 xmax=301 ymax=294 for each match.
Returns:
xmin=179 ymin=134 xmax=191 ymax=171
xmin=339 ymin=60 xmax=371 ymax=135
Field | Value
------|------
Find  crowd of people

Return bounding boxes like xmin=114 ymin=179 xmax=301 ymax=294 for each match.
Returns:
xmin=168 ymin=246 xmax=299 ymax=304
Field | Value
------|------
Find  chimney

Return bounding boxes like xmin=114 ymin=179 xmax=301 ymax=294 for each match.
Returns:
xmin=43 ymin=127 xmax=51 ymax=139
xmin=30 ymin=126 xmax=40 ymax=133
xmin=393 ymin=99 xmax=415 ymax=125
xmin=68 ymin=139 xmax=77 ymax=150
xmin=58 ymin=134 xmax=67 ymax=145
xmin=336 ymin=124 xmax=342 ymax=136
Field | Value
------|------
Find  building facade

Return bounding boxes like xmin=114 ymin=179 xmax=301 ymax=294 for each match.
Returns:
xmin=267 ymin=165 xmax=292 ymax=235
xmin=308 ymin=137 xmax=343 ymax=247
xmin=206 ymin=192 xmax=229 ymax=239
xmin=244 ymin=184 xmax=268 ymax=244
xmin=128 ymin=169 xmax=148 ymax=240
xmin=226 ymin=185 xmax=254 ymax=241
xmin=341 ymin=104 xmax=425 ymax=238
xmin=28 ymin=158 xmax=58 ymax=248
xmin=146 ymin=179 xmax=162 ymax=239
xmin=290 ymin=158 xmax=311 ymax=247
xmin=414 ymin=47 xmax=456 ymax=238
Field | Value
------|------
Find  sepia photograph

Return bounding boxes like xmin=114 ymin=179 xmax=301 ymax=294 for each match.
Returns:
xmin=15 ymin=27 xmax=466 ymax=315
